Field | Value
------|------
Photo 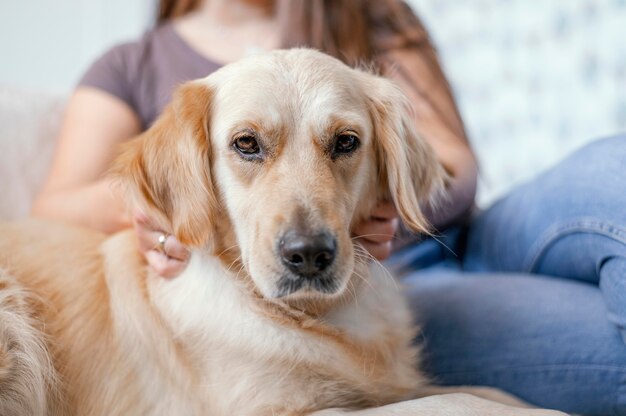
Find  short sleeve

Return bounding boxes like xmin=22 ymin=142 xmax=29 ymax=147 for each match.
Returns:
xmin=77 ymin=42 xmax=141 ymax=111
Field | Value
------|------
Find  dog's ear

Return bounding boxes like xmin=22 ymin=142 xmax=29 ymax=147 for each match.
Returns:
xmin=111 ymin=81 xmax=218 ymax=247
xmin=364 ymin=75 xmax=447 ymax=234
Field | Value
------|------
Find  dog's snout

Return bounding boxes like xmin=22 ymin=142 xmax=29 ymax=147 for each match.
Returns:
xmin=279 ymin=231 xmax=336 ymax=277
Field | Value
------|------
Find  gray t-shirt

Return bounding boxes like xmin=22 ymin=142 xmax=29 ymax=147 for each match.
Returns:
xmin=79 ymin=15 xmax=472 ymax=234
xmin=79 ymin=23 xmax=221 ymax=129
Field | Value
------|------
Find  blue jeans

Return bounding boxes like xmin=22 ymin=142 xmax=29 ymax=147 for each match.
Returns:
xmin=389 ymin=135 xmax=626 ymax=415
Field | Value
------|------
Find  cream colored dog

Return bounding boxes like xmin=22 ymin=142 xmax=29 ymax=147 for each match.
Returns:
xmin=0 ymin=49 xmax=566 ymax=416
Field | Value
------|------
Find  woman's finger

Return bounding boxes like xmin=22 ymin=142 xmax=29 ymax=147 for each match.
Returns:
xmin=145 ymin=250 xmax=189 ymax=279
xmin=132 ymin=208 xmax=190 ymax=277
xmin=352 ymin=200 xmax=399 ymax=261
xmin=133 ymin=208 xmax=153 ymax=228
xmin=353 ymin=217 xmax=399 ymax=244
xmin=369 ymin=201 xmax=397 ymax=221
xmin=358 ymin=240 xmax=393 ymax=261
xmin=162 ymin=235 xmax=190 ymax=262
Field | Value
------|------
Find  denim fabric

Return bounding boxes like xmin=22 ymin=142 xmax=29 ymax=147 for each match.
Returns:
xmin=390 ymin=135 xmax=626 ymax=415
xmin=465 ymin=135 xmax=626 ymax=339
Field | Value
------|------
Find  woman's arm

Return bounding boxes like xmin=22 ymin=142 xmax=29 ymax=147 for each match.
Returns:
xmin=33 ymin=86 xmax=190 ymax=275
xmin=31 ymin=87 xmax=142 ymax=233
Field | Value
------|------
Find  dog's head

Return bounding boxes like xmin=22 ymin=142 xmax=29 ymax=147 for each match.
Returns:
xmin=114 ymin=49 xmax=445 ymax=301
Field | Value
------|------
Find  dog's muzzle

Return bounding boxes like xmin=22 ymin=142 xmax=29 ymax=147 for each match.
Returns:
xmin=275 ymin=230 xmax=339 ymax=297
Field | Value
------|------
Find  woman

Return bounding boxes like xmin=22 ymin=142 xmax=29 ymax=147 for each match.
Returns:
xmin=32 ymin=0 xmax=476 ymax=275
xmin=31 ymin=1 xmax=626 ymax=414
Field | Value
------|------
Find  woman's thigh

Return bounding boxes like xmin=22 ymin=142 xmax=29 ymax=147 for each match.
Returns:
xmin=463 ymin=135 xmax=626 ymax=335
xmin=464 ymin=135 xmax=626 ymax=277
xmin=405 ymin=271 xmax=626 ymax=415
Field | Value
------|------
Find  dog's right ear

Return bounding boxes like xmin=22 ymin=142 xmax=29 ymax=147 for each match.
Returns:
xmin=111 ymin=81 xmax=218 ymax=248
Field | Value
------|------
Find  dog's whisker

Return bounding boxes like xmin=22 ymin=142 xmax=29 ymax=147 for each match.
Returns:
xmin=351 ymin=267 xmax=379 ymax=298
xmin=228 ymin=260 xmax=249 ymax=287
xmin=430 ymin=234 xmax=459 ymax=258
xmin=352 ymin=244 xmax=399 ymax=292
xmin=219 ymin=250 xmax=242 ymax=275
xmin=217 ymin=243 xmax=241 ymax=258
xmin=234 ymin=263 xmax=247 ymax=280
xmin=345 ymin=278 xmax=359 ymax=307
xmin=351 ymin=233 xmax=401 ymax=241
xmin=348 ymin=253 xmax=379 ymax=295
xmin=225 ymin=255 xmax=243 ymax=274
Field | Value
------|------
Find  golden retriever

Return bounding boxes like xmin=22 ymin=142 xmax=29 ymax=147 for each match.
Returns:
xmin=0 ymin=49 xmax=565 ymax=415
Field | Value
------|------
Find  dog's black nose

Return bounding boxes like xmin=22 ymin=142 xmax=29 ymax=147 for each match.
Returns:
xmin=279 ymin=231 xmax=336 ymax=277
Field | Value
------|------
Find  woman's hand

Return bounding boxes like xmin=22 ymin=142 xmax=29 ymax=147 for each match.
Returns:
xmin=352 ymin=201 xmax=399 ymax=261
xmin=133 ymin=210 xmax=190 ymax=278
xmin=134 ymin=200 xmax=397 ymax=276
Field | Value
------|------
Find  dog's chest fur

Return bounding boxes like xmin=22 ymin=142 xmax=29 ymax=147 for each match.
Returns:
xmin=0 ymin=223 xmax=423 ymax=416
xmin=144 ymin=252 xmax=423 ymax=415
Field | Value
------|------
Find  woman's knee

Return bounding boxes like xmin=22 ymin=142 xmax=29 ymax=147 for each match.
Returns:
xmin=555 ymin=135 xmax=625 ymax=185
xmin=576 ymin=134 xmax=626 ymax=157
xmin=514 ymin=134 xmax=626 ymax=222
xmin=464 ymin=134 xmax=626 ymax=273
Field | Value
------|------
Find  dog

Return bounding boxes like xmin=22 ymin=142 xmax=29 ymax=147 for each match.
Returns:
xmin=0 ymin=49 xmax=566 ymax=415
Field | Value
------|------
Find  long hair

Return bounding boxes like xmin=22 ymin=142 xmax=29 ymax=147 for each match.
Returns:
xmin=155 ymin=0 xmax=428 ymax=67
xmin=156 ymin=0 xmax=468 ymax=142
xmin=156 ymin=0 xmax=202 ymax=25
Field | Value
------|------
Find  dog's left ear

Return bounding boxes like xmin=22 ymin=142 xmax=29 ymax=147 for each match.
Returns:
xmin=111 ymin=81 xmax=218 ymax=247
xmin=364 ymin=74 xmax=448 ymax=234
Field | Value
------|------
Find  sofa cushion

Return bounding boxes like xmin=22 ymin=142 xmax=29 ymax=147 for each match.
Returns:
xmin=0 ymin=87 xmax=65 ymax=220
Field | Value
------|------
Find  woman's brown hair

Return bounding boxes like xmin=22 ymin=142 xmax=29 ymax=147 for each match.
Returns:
xmin=157 ymin=0 xmax=468 ymax=142
xmin=156 ymin=0 xmax=428 ymax=67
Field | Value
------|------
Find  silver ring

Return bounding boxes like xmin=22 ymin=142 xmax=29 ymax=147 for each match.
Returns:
xmin=157 ymin=233 xmax=168 ymax=255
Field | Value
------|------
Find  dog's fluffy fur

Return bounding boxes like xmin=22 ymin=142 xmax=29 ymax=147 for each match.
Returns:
xmin=0 ymin=50 xmax=563 ymax=416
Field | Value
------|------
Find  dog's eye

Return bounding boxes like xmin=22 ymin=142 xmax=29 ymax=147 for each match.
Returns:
xmin=334 ymin=133 xmax=360 ymax=155
xmin=233 ymin=134 xmax=260 ymax=155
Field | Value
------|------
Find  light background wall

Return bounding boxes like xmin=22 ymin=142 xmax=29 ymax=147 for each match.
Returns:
xmin=414 ymin=0 xmax=626 ymax=204
xmin=0 ymin=0 xmax=154 ymax=92
xmin=1 ymin=0 xmax=625 ymax=205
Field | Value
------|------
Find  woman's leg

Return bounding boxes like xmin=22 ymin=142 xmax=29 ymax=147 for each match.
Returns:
xmin=463 ymin=135 xmax=626 ymax=338
xmin=392 ymin=135 xmax=626 ymax=413
xmin=404 ymin=271 xmax=626 ymax=415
